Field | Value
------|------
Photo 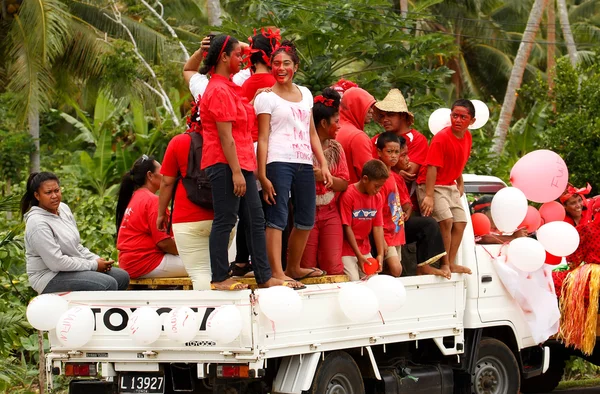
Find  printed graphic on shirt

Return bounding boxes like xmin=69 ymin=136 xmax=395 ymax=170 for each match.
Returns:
xmin=388 ymin=192 xmax=403 ymax=233
xmin=352 ymin=208 xmax=378 ymax=219
xmin=120 ymin=207 xmax=133 ymax=229
xmin=291 ymin=106 xmax=312 ymax=162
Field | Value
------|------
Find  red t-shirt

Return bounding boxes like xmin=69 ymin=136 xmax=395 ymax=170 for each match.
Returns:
xmin=393 ymin=172 xmax=412 ymax=207
xmin=371 ymin=129 xmax=428 ymax=166
xmin=242 ymin=73 xmax=276 ymax=142
xmin=340 ymin=184 xmax=384 ymax=256
xmin=161 ymin=132 xmax=214 ymax=224
xmin=379 ymin=175 xmax=405 ymax=247
xmin=336 ymin=128 xmax=373 ymax=183
xmin=416 ymin=127 xmax=472 ymax=185
xmin=199 ymin=74 xmax=256 ymax=171
xmin=116 ymin=189 xmax=171 ymax=278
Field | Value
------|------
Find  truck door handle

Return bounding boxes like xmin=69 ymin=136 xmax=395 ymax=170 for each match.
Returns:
xmin=481 ymin=275 xmax=493 ymax=283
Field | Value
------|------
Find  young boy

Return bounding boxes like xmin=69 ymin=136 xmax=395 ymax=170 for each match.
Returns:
xmin=339 ymin=159 xmax=387 ymax=281
xmin=416 ymin=99 xmax=475 ymax=276
xmin=375 ymin=132 xmax=409 ymax=277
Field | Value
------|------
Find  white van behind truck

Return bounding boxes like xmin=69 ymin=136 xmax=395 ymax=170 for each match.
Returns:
xmin=46 ymin=174 xmax=550 ymax=394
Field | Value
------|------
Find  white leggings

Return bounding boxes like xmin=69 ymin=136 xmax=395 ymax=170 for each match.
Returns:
xmin=140 ymin=254 xmax=188 ymax=278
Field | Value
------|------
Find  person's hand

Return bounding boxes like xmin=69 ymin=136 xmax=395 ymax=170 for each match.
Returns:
xmin=313 ymin=167 xmax=324 ymax=182
xmin=399 ymin=170 xmax=416 ymax=182
xmin=358 ymin=254 xmax=369 ymax=270
xmin=376 ymin=254 xmax=384 ymax=273
xmin=401 ymin=211 xmax=409 ymax=223
xmin=513 ymin=228 xmax=528 ymax=238
xmin=253 ymin=87 xmax=272 ymax=100
xmin=97 ymin=258 xmax=113 ymax=273
xmin=200 ymin=36 xmax=211 ymax=54
xmin=420 ymin=195 xmax=434 ymax=217
xmin=232 ymin=171 xmax=246 ymax=197
xmin=321 ymin=166 xmax=334 ymax=189
xmin=458 ymin=183 xmax=464 ymax=196
xmin=260 ymin=178 xmax=277 ymax=205
xmin=157 ymin=213 xmax=168 ymax=232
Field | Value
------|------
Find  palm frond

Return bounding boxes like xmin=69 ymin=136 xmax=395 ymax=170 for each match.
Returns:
xmin=0 ymin=195 xmax=20 ymax=213
xmin=54 ymin=21 xmax=108 ymax=79
xmin=569 ymin=0 xmax=600 ymax=22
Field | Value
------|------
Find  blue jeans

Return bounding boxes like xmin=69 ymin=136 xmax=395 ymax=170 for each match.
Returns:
xmin=205 ymin=164 xmax=272 ymax=284
xmin=42 ymin=268 xmax=130 ymax=294
xmin=265 ymin=162 xmax=316 ymax=231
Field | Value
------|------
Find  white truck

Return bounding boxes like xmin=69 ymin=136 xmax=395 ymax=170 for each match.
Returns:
xmin=45 ymin=174 xmax=550 ymax=394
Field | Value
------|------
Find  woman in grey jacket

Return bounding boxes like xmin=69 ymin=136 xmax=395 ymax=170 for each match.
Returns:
xmin=21 ymin=172 xmax=129 ymax=294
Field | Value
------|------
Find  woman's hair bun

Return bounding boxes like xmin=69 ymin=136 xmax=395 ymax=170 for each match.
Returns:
xmin=321 ymin=87 xmax=341 ymax=107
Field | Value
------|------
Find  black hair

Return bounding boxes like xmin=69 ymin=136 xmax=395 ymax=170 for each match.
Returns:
xmin=249 ymin=33 xmax=277 ymax=70
xmin=21 ymin=172 xmax=60 ymax=218
xmin=376 ymin=132 xmax=404 ymax=150
xmin=451 ymin=99 xmax=476 ymax=118
xmin=362 ymin=159 xmax=389 ymax=181
xmin=313 ymin=88 xmax=341 ymax=129
xmin=271 ymin=40 xmax=300 ymax=65
xmin=116 ymin=155 xmax=159 ymax=234
xmin=199 ymin=35 xmax=240 ymax=75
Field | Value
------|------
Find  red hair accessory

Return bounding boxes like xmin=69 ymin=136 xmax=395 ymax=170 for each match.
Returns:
xmin=216 ymin=35 xmax=230 ymax=63
xmin=560 ymin=183 xmax=592 ymax=204
xmin=245 ymin=28 xmax=282 ymax=69
xmin=314 ymin=95 xmax=334 ymax=107
xmin=332 ymin=78 xmax=358 ymax=94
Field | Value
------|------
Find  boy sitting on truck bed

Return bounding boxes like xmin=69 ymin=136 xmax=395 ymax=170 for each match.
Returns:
xmin=339 ymin=159 xmax=387 ymax=281
xmin=416 ymin=99 xmax=475 ymax=277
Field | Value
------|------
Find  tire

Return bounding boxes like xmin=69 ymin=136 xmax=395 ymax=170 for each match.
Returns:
xmin=520 ymin=354 xmax=565 ymax=393
xmin=306 ymin=351 xmax=365 ymax=394
xmin=470 ymin=338 xmax=520 ymax=394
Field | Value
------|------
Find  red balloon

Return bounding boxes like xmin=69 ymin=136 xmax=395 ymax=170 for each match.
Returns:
xmin=471 ymin=213 xmax=491 ymax=236
xmin=545 ymin=251 xmax=562 ymax=266
xmin=363 ymin=258 xmax=380 ymax=275
xmin=519 ymin=206 xmax=542 ymax=233
xmin=539 ymin=201 xmax=566 ymax=224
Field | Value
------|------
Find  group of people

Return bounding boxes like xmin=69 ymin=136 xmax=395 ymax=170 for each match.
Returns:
xmin=22 ymin=29 xmax=478 ymax=295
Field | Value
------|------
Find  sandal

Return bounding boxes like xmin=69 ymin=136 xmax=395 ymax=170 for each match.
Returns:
xmin=210 ymin=281 xmax=248 ymax=291
xmin=282 ymin=281 xmax=306 ymax=290
xmin=228 ymin=262 xmax=253 ymax=277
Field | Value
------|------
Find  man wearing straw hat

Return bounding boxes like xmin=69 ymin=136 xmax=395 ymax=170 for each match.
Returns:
xmin=371 ymin=89 xmax=428 ymax=195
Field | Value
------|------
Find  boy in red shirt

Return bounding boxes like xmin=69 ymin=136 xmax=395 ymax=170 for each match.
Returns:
xmin=375 ymin=132 xmax=408 ymax=277
xmin=339 ymin=159 xmax=387 ymax=281
xmin=416 ymin=99 xmax=475 ymax=276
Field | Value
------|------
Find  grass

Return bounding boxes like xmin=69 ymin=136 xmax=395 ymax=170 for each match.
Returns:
xmin=557 ymin=378 xmax=600 ymax=390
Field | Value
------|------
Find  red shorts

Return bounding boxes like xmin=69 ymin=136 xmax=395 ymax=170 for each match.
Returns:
xmin=300 ymin=202 xmax=344 ymax=275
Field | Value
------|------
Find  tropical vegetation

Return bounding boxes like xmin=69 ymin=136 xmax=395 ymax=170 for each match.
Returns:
xmin=1 ymin=0 xmax=600 ymax=391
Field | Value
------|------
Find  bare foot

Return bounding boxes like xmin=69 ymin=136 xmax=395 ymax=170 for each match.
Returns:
xmin=450 ymin=264 xmax=472 ymax=274
xmin=285 ymin=267 xmax=326 ymax=281
xmin=271 ymin=272 xmax=297 ymax=283
xmin=258 ymin=277 xmax=304 ymax=289
xmin=211 ymin=278 xmax=249 ymax=291
xmin=417 ymin=264 xmax=451 ymax=279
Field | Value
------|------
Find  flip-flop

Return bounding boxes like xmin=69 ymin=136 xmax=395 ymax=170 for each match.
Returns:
xmin=210 ymin=282 xmax=248 ymax=291
xmin=293 ymin=268 xmax=327 ymax=281
xmin=282 ymin=281 xmax=306 ymax=290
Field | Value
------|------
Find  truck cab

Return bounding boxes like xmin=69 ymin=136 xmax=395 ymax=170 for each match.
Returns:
xmin=46 ymin=174 xmax=549 ymax=394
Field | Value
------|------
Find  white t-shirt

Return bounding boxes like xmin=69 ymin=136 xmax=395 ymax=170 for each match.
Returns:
xmin=188 ymin=70 xmax=249 ymax=101
xmin=254 ymin=85 xmax=314 ymax=165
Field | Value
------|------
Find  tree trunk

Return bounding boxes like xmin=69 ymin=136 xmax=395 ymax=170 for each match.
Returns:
xmin=557 ymin=0 xmax=577 ymax=66
xmin=29 ymin=108 xmax=40 ymax=173
xmin=547 ymin=0 xmax=556 ymax=99
xmin=206 ymin=0 xmax=222 ymax=28
xmin=492 ymin=0 xmax=549 ymax=156
xmin=400 ymin=0 xmax=408 ymax=19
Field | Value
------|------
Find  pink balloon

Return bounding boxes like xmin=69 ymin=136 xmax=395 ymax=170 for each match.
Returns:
xmin=510 ymin=150 xmax=569 ymax=203
xmin=519 ymin=206 xmax=542 ymax=233
xmin=539 ymin=201 xmax=566 ymax=223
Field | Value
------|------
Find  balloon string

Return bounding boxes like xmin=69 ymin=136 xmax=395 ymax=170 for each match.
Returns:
xmin=378 ymin=311 xmax=385 ymax=325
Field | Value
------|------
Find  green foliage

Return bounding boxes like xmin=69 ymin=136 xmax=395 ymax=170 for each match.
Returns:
xmin=101 ymin=39 xmax=143 ymax=91
xmin=564 ymin=356 xmax=600 ymax=381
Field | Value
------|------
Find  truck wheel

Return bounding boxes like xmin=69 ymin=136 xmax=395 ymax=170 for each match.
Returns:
xmin=306 ymin=351 xmax=365 ymax=394
xmin=519 ymin=355 xmax=565 ymax=393
xmin=471 ymin=338 xmax=520 ymax=394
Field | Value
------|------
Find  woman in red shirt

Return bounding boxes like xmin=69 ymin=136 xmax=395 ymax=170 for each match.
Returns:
xmin=198 ymin=35 xmax=295 ymax=290
xmin=116 ymin=155 xmax=186 ymax=279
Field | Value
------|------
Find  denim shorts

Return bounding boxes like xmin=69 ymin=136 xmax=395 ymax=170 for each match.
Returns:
xmin=265 ymin=162 xmax=316 ymax=231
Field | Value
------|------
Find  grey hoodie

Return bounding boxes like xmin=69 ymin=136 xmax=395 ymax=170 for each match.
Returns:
xmin=24 ymin=203 xmax=99 ymax=293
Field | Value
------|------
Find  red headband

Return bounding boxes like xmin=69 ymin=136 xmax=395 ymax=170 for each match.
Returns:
xmin=245 ymin=28 xmax=282 ymax=69
xmin=216 ymin=35 xmax=230 ymax=63
xmin=560 ymin=183 xmax=592 ymax=204
xmin=314 ymin=96 xmax=334 ymax=107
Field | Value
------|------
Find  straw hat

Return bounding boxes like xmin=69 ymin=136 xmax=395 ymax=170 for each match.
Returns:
xmin=374 ymin=89 xmax=414 ymax=124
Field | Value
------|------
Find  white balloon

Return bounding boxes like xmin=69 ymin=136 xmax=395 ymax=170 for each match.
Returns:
xmin=507 ymin=237 xmax=547 ymax=272
xmin=128 ymin=307 xmax=162 ymax=346
xmin=365 ymin=275 xmax=407 ymax=313
xmin=469 ymin=100 xmax=490 ymax=130
xmin=164 ymin=307 xmax=199 ymax=343
xmin=257 ymin=286 xmax=302 ymax=323
xmin=537 ymin=221 xmax=580 ymax=257
xmin=206 ymin=306 xmax=242 ymax=344
xmin=428 ymin=108 xmax=451 ymax=135
xmin=338 ymin=283 xmax=379 ymax=323
xmin=27 ymin=294 xmax=69 ymax=331
xmin=55 ymin=306 xmax=95 ymax=348
xmin=491 ymin=187 xmax=528 ymax=233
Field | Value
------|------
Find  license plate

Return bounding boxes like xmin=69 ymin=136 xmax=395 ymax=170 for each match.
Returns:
xmin=119 ymin=373 xmax=165 ymax=394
